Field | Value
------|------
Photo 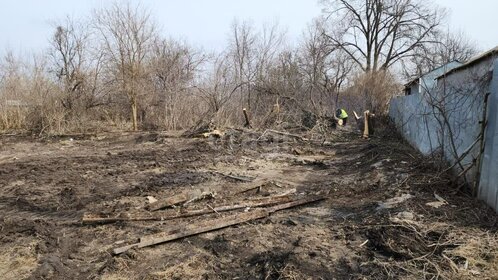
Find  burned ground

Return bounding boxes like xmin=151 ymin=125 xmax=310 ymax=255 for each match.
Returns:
xmin=0 ymin=128 xmax=496 ymax=279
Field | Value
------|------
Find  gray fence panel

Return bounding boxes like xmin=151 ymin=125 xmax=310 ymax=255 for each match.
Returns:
xmin=479 ymin=59 xmax=498 ymax=212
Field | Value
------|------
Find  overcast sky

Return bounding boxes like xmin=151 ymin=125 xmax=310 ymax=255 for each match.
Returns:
xmin=0 ymin=0 xmax=496 ymax=56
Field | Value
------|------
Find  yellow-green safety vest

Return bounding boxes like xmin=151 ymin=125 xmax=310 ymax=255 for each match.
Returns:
xmin=339 ymin=109 xmax=348 ymax=119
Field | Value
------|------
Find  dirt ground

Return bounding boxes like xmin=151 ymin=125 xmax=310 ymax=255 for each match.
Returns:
xmin=0 ymin=127 xmax=497 ymax=280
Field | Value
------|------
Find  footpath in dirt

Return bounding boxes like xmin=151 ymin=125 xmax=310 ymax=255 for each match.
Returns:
xmin=0 ymin=127 xmax=496 ymax=279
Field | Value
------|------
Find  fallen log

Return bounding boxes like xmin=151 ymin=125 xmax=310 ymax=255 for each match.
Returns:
xmin=201 ymin=129 xmax=225 ymax=138
xmin=83 ymin=195 xmax=292 ymax=224
xmin=112 ymin=195 xmax=326 ymax=254
xmin=147 ymin=192 xmax=190 ymax=211
xmin=148 ymin=189 xmax=214 ymax=211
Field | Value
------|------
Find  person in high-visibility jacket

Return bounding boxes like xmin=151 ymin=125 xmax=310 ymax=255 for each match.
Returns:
xmin=335 ymin=108 xmax=348 ymax=126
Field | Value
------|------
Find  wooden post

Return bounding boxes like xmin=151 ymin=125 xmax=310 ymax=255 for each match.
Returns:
xmin=243 ymin=108 xmax=251 ymax=128
xmin=363 ymin=110 xmax=370 ymax=139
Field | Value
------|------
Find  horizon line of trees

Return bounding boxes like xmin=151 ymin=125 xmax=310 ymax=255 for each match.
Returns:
xmin=0 ymin=0 xmax=479 ymax=134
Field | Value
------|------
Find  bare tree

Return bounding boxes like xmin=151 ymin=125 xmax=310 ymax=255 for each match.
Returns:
xmin=48 ymin=16 xmax=90 ymax=111
xmin=0 ymin=51 xmax=24 ymax=95
xmin=321 ymin=0 xmax=443 ymax=72
xmin=403 ymin=30 xmax=478 ymax=78
xmin=299 ymin=20 xmax=355 ymax=115
xmin=93 ymin=2 xmax=157 ymax=131
xmin=23 ymin=55 xmax=67 ymax=134
xmin=147 ymin=39 xmax=205 ymax=129
xmin=198 ymin=54 xmax=238 ymax=113
xmin=229 ymin=20 xmax=258 ymax=110
xmin=253 ymin=22 xmax=286 ymax=110
xmin=0 ymin=52 xmax=27 ymax=130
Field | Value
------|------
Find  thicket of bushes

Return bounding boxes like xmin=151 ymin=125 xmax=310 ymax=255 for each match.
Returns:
xmin=0 ymin=1 xmax=473 ymax=135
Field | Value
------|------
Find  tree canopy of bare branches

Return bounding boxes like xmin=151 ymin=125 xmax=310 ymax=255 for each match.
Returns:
xmin=0 ymin=0 xmax=486 ymax=134
xmin=404 ymin=30 xmax=479 ymax=78
xmin=49 ymin=17 xmax=90 ymax=111
xmin=93 ymin=2 xmax=157 ymax=131
xmin=321 ymin=0 xmax=443 ymax=72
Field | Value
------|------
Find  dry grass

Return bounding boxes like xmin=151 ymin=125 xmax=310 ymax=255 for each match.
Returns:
xmin=101 ymin=273 xmax=132 ymax=280
xmin=445 ymin=229 xmax=498 ymax=279
xmin=370 ymin=219 xmax=498 ymax=280
xmin=146 ymin=255 xmax=211 ymax=280
xmin=0 ymin=241 xmax=38 ymax=280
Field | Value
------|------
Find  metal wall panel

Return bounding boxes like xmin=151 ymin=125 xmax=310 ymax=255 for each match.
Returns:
xmin=479 ymin=59 xmax=498 ymax=212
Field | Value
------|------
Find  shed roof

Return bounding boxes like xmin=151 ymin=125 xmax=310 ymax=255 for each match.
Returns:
xmin=404 ymin=60 xmax=462 ymax=88
xmin=436 ymin=45 xmax=498 ymax=79
xmin=404 ymin=77 xmax=419 ymax=88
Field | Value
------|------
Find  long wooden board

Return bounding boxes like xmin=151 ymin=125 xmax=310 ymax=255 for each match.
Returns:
xmin=113 ymin=209 xmax=268 ymax=255
xmin=267 ymin=195 xmax=326 ymax=213
xmin=83 ymin=195 xmax=292 ymax=224
xmin=112 ymin=195 xmax=326 ymax=255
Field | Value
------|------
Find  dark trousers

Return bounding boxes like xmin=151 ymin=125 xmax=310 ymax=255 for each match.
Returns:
xmin=341 ymin=117 xmax=348 ymax=126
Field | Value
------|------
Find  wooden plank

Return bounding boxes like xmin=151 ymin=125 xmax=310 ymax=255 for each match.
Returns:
xmin=82 ymin=215 xmax=130 ymax=224
xmin=112 ymin=195 xmax=327 ymax=254
xmin=113 ymin=209 xmax=269 ymax=255
xmin=113 ymin=243 xmax=139 ymax=255
xmin=83 ymin=195 xmax=292 ymax=224
xmin=267 ymin=195 xmax=326 ymax=213
xmin=138 ymin=209 xmax=268 ymax=247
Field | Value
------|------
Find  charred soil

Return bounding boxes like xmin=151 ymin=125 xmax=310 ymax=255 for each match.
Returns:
xmin=0 ymin=128 xmax=496 ymax=279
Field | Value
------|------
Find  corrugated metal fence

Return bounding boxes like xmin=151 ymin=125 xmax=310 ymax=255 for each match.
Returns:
xmin=390 ymin=58 xmax=498 ymax=212
xmin=479 ymin=59 xmax=498 ymax=211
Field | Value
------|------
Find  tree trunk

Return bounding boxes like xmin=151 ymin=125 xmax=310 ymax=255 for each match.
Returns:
xmin=131 ymin=98 xmax=138 ymax=131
